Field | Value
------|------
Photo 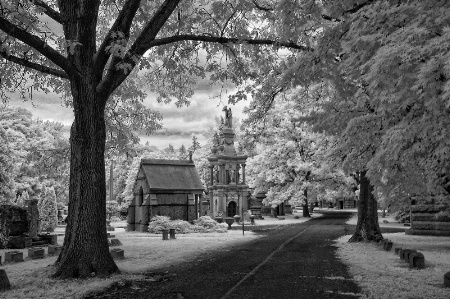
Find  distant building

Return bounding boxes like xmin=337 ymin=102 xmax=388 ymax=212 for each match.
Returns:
xmin=127 ymin=158 xmax=204 ymax=232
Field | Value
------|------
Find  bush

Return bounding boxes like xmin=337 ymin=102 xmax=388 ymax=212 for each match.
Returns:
xmin=191 ymin=216 xmax=228 ymax=233
xmin=435 ymin=210 xmax=450 ymax=222
xmin=147 ymin=215 xmax=227 ymax=234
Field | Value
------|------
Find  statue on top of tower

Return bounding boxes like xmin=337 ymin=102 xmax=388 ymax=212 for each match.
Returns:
xmin=222 ymin=106 xmax=232 ymax=128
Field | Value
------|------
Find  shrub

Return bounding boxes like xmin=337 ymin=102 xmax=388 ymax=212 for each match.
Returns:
xmin=434 ymin=210 xmax=450 ymax=222
xmin=38 ymin=186 xmax=58 ymax=232
xmin=147 ymin=215 xmax=227 ymax=234
xmin=192 ymin=216 xmax=227 ymax=233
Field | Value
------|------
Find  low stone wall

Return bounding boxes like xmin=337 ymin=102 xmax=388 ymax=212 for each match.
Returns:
xmin=407 ymin=204 xmax=450 ymax=236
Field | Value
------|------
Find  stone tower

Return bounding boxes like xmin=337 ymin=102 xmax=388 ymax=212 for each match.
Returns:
xmin=207 ymin=106 xmax=249 ymax=219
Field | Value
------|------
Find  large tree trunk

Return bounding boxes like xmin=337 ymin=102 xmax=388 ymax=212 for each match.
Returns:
xmin=53 ymin=79 xmax=119 ymax=278
xmin=303 ymin=188 xmax=311 ymax=217
xmin=348 ymin=171 xmax=383 ymax=242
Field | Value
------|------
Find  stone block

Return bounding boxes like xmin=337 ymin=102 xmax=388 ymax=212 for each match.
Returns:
xmin=384 ymin=241 xmax=393 ymax=252
xmin=110 ymin=248 xmax=124 ymax=259
xmin=169 ymin=229 xmax=176 ymax=240
xmin=5 ymin=251 xmax=24 ymax=262
xmin=0 ymin=269 xmax=11 ymax=291
xmin=107 ymin=234 xmax=115 ymax=238
xmin=278 ymin=216 xmax=285 ymax=220
xmin=162 ymin=229 xmax=169 ymax=240
xmin=107 ymin=226 xmax=115 ymax=232
xmin=108 ymin=238 xmax=122 ymax=247
xmin=47 ymin=244 xmax=63 ymax=255
xmin=401 ymin=249 xmax=417 ymax=262
xmin=394 ymin=247 xmax=402 ymax=255
xmin=40 ymin=234 xmax=58 ymax=245
xmin=28 ymin=247 xmax=45 ymax=259
xmin=408 ymin=252 xmax=425 ymax=269
xmin=444 ymin=271 xmax=450 ymax=288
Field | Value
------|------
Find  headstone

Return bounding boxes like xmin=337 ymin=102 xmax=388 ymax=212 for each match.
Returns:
xmin=408 ymin=252 xmax=425 ymax=269
xmin=162 ymin=229 xmax=169 ymax=240
xmin=0 ymin=269 xmax=11 ymax=291
xmin=394 ymin=247 xmax=402 ymax=254
xmin=444 ymin=271 xmax=450 ymax=288
xmin=107 ymin=226 xmax=115 ymax=232
xmin=278 ymin=216 xmax=285 ymax=220
xmin=5 ymin=251 xmax=24 ymax=262
xmin=28 ymin=247 xmax=45 ymax=259
xmin=384 ymin=241 xmax=393 ymax=252
xmin=108 ymin=239 xmax=123 ymax=246
xmin=110 ymin=248 xmax=124 ymax=259
xmin=40 ymin=234 xmax=57 ymax=245
xmin=48 ymin=244 xmax=63 ymax=255
xmin=401 ymin=249 xmax=417 ymax=262
xmin=169 ymin=229 xmax=176 ymax=239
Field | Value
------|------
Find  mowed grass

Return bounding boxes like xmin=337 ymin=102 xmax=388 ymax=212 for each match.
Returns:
xmin=337 ymin=213 xmax=450 ymax=299
xmin=0 ymin=214 xmax=314 ymax=299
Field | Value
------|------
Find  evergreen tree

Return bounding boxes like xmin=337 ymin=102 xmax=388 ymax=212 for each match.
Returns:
xmin=189 ymin=135 xmax=201 ymax=153
xmin=38 ymin=186 xmax=58 ymax=232
xmin=0 ymin=126 xmax=15 ymax=204
xmin=178 ymin=144 xmax=187 ymax=160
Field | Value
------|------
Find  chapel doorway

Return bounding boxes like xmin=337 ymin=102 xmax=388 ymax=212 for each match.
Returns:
xmin=227 ymin=201 xmax=237 ymax=217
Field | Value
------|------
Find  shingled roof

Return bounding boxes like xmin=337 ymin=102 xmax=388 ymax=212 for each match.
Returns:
xmin=140 ymin=159 xmax=205 ymax=192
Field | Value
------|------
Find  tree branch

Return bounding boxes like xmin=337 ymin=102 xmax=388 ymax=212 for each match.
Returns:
xmin=343 ymin=0 xmax=376 ymax=15
xmin=252 ymin=0 xmax=274 ymax=11
xmin=140 ymin=35 xmax=314 ymax=52
xmin=97 ymin=0 xmax=182 ymax=98
xmin=32 ymin=0 xmax=62 ymax=24
xmin=0 ymin=16 xmax=70 ymax=75
xmin=0 ymin=49 xmax=68 ymax=79
xmin=94 ymin=0 xmax=141 ymax=78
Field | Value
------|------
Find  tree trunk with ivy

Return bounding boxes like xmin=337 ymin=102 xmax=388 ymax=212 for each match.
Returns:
xmin=349 ymin=171 xmax=383 ymax=242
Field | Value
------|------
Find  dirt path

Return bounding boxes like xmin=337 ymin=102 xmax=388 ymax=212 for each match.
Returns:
xmin=85 ymin=212 xmax=364 ymax=299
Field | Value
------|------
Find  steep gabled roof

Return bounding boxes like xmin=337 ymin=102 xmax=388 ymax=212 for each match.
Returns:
xmin=140 ymin=159 xmax=204 ymax=192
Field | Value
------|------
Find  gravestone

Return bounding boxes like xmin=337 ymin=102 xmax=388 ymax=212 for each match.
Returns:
xmin=108 ymin=239 xmax=122 ymax=246
xmin=394 ymin=247 xmax=402 ymax=254
xmin=384 ymin=241 xmax=393 ymax=251
xmin=5 ymin=251 xmax=24 ymax=262
xmin=444 ymin=271 xmax=450 ymax=288
xmin=169 ymin=228 xmax=176 ymax=239
xmin=162 ymin=229 xmax=169 ymax=240
xmin=408 ymin=252 xmax=425 ymax=269
xmin=28 ymin=247 xmax=45 ymax=259
xmin=48 ymin=244 xmax=63 ymax=255
xmin=0 ymin=204 xmax=34 ymax=249
xmin=110 ymin=248 xmax=124 ymax=259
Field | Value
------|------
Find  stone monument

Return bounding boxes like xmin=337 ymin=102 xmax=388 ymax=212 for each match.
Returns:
xmin=207 ymin=106 xmax=249 ymax=220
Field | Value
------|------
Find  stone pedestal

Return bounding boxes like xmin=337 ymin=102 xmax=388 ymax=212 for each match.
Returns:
xmin=28 ymin=247 xmax=45 ymax=259
xmin=162 ymin=229 xmax=169 ymax=240
xmin=110 ymin=248 xmax=124 ymax=259
xmin=444 ymin=271 xmax=450 ymax=288
xmin=5 ymin=251 xmax=24 ymax=262
xmin=48 ymin=244 xmax=63 ymax=255
xmin=169 ymin=229 xmax=176 ymax=239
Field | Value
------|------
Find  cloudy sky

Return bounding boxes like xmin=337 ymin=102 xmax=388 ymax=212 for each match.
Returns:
xmin=8 ymin=84 xmax=249 ymax=150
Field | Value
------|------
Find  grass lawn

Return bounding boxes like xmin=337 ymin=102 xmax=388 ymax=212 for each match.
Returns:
xmin=337 ymin=212 xmax=450 ymax=299
xmin=0 ymin=213 xmax=316 ymax=299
